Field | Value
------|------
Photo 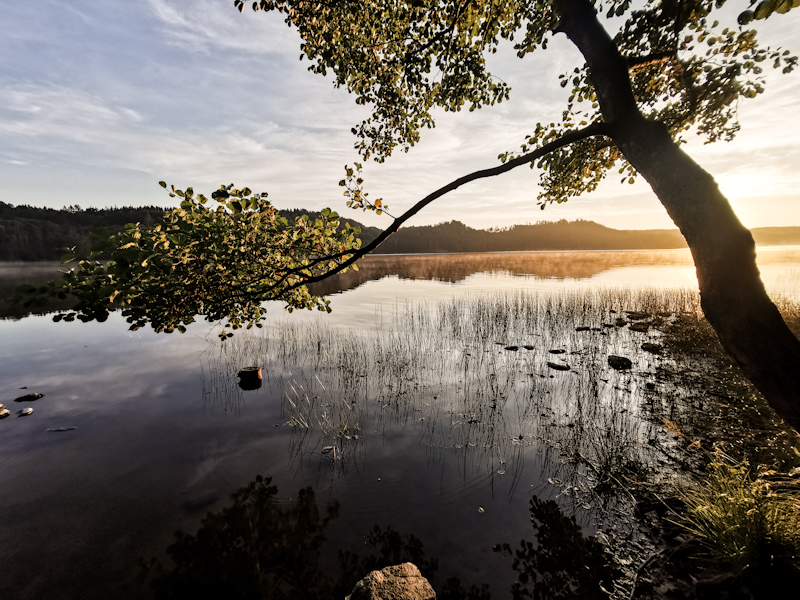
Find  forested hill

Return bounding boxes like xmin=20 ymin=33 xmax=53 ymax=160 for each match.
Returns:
xmin=0 ymin=202 xmax=165 ymax=261
xmin=2 ymin=202 xmax=799 ymax=260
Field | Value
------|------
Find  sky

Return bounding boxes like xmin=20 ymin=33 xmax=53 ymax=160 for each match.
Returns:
xmin=1 ymin=0 xmax=799 ymax=231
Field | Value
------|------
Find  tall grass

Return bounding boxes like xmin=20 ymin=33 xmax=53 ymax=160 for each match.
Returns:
xmin=203 ymin=287 xmax=705 ymax=518
xmin=673 ymin=452 xmax=800 ymax=570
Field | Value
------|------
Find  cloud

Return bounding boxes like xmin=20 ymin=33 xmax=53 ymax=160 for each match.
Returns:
xmin=145 ymin=0 xmax=300 ymax=55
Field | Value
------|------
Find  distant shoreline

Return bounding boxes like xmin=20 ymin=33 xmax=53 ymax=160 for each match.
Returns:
xmin=3 ymin=200 xmax=800 ymax=260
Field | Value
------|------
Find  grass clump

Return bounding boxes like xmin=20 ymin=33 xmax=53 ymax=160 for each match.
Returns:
xmin=674 ymin=452 xmax=800 ymax=571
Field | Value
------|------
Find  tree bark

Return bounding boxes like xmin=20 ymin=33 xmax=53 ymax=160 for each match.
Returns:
xmin=555 ymin=0 xmax=800 ymax=431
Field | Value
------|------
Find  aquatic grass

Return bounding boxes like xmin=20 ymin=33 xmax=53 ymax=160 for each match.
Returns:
xmin=672 ymin=452 xmax=800 ymax=570
xmin=202 ymin=287 xmax=705 ymax=518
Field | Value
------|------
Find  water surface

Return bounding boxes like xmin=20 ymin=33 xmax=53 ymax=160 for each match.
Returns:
xmin=1 ymin=247 xmax=798 ymax=598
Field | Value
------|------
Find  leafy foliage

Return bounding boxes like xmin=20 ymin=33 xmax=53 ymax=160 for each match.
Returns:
xmin=17 ymin=184 xmax=362 ymax=337
xmin=235 ymin=0 xmax=526 ymax=160
xmin=30 ymin=0 xmax=798 ymax=335
xmin=501 ymin=0 xmax=797 ymax=207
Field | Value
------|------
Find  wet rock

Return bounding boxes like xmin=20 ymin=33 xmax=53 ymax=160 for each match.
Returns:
xmin=237 ymin=367 xmax=262 ymax=391
xmin=504 ymin=345 xmax=519 ymax=351
xmin=575 ymin=326 xmax=590 ymax=332
xmin=522 ymin=345 xmax=534 ymax=350
xmin=548 ymin=349 xmax=566 ymax=355
xmin=615 ymin=318 xmax=627 ymax=327
xmin=14 ymin=393 xmax=44 ymax=403
xmin=346 ymin=562 xmax=435 ymax=600
xmin=625 ymin=311 xmax=650 ymax=320
xmin=629 ymin=322 xmax=650 ymax=333
xmin=0 ymin=407 xmax=10 ymax=419
xmin=608 ymin=356 xmax=633 ymax=371
xmin=547 ymin=361 xmax=570 ymax=371
xmin=641 ymin=342 xmax=663 ymax=354
xmin=602 ymin=323 xmax=614 ymax=328
xmin=17 ymin=408 xmax=34 ymax=417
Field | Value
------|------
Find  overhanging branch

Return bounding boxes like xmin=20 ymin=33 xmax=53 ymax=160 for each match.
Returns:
xmin=264 ymin=121 xmax=610 ymax=296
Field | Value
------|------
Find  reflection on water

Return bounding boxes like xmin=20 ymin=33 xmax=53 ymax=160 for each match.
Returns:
xmin=3 ymin=246 xmax=799 ymax=322
xmin=1 ymin=248 xmax=799 ymax=599
xmin=142 ymin=474 xmax=615 ymax=599
xmin=309 ymin=246 xmax=800 ymax=298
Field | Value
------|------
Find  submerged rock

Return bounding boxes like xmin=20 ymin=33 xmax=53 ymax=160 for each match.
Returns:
xmin=547 ymin=361 xmax=570 ymax=371
xmin=346 ymin=563 xmax=435 ymax=600
xmin=14 ymin=393 xmax=44 ymax=403
xmin=608 ymin=356 xmax=633 ymax=370
xmin=641 ymin=342 xmax=663 ymax=354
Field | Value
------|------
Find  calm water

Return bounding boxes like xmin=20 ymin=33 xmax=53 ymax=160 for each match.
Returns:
xmin=1 ymin=247 xmax=798 ymax=599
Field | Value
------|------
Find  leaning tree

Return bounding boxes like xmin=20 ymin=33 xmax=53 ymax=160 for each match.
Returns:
xmin=23 ymin=0 xmax=800 ymax=430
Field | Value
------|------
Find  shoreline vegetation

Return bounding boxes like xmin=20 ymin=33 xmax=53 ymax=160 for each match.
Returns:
xmin=3 ymin=201 xmax=800 ymax=261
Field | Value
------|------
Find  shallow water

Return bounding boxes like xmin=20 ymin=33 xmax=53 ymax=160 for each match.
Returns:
xmin=1 ymin=247 xmax=798 ymax=598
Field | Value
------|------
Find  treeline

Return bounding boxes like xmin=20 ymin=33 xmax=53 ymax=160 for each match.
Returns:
xmin=0 ymin=202 xmax=164 ymax=261
xmin=366 ymin=219 xmax=687 ymax=253
xmin=2 ymin=202 xmax=799 ymax=261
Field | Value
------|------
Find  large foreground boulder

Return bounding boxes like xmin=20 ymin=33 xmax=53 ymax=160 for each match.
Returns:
xmin=346 ymin=562 xmax=436 ymax=600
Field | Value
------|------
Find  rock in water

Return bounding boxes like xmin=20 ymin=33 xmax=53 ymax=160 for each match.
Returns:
xmin=0 ymin=408 xmax=10 ymax=419
xmin=346 ymin=563 xmax=436 ymax=600
xmin=607 ymin=356 xmax=633 ymax=370
xmin=641 ymin=342 xmax=663 ymax=354
xmin=504 ymin=345 xmax=519 ymax=351
xmin=17 ymin=408 xmax=34 ymax=417
xmin=14 ymin=393 xmax=44 ymax=403
xmin=547 ymin=361 xmax=570 ymax=371
xmin=629 ymin=322 xmax=650 ymax=333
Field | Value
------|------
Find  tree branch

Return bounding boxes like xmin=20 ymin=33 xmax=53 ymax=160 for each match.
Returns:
xmin=263 ymin=121 xmax=610 ymax=297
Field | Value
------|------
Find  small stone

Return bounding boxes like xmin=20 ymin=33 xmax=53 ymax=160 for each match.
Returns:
xmin=608 ymin=356 xmax=633 ymax=370
xmin=629 ymin=322 xmax=650 ymax=332
xmin=547 ymin=361 xmax=570 ymax=371
xmin=346 ymin=563 xmax=435 ymax=600
xmin=641 ymin=342 xmax=663 ymax=354
xmin=549 ymin=349 xmax=566 ymax=354
xmin=0 ymin=408 xmax=10 ymax=419
xmin=14 ymin=393 xmax=44 ymax=403
xmin=504 ymin=345 xmax=519 ymax=351
xmin=17 ymin=408 xmax=34 ymax=417
xmin=523 ymin=345 xmax=534 ymax=350
xmin=575 ymin=326 xmax=590 ymax=332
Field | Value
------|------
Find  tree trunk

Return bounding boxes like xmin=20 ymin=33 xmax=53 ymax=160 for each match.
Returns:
xmin=555 ymin=0 xmax=800 ymax=431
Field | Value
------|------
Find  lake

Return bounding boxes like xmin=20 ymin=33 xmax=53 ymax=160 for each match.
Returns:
xmin=1 ymin=247 xmax=799 ymax=599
